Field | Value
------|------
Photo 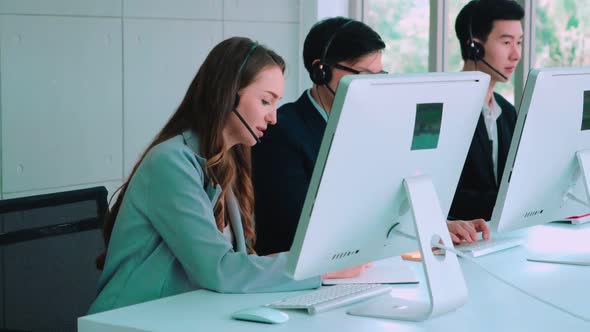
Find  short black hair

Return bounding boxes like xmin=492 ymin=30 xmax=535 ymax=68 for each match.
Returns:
xmin=303 ymin=16 xmax=385 ymax=74
xmin=455 ymin=0 xmax=524 ymax=60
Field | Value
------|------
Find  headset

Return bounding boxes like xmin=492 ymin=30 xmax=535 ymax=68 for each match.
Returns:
xmin=232 ymin=42 xmax=262 ymax=145
xmin=309 ymin=19 xmax=355 ymax=89
xmin=464 ymin=3 xmax=508 ymax=80
xmin=465 ymin=13 xmax=485 ymax=62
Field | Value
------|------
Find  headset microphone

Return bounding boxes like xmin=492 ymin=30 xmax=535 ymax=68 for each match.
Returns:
xmin=479 ymin=58 xmax=508 ymax=81
xmin=233 ymin=95 xmax=261 ymax=144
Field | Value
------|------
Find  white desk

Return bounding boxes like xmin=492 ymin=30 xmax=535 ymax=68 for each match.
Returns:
xmin=79 ymin=223 xmax=590 ymax=332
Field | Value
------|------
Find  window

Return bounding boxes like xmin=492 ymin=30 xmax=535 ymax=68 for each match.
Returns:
xmin=535 ymin=0 xmax=590 ymax=68
xmin=361 ymin=0 xmax=590 ymax=105
xmin=365 ymin=0 xmax=516 ymax=103
xmin=364 ymin=0 xmax=430 ymax=73
xmin=447 ymin=0 xmax=471 ymax=72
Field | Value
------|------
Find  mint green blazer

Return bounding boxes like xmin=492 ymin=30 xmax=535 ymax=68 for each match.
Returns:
xmin=88 ymin=131 xmax=320 ymax=314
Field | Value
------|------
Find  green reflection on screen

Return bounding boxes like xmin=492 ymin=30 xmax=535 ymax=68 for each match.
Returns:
xmin=582 ymin=91 xmax=590 ymax=131
xmin=411 ymin=103 xmax=443 ymax=150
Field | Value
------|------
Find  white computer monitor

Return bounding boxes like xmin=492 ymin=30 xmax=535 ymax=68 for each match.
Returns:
xmin=490 ymin=67 xmax=590 ymax=265
xmin=492 ymin=66 xmax=590 ymax=232
xmin=287 ymin=71 xmax=490 ymax=321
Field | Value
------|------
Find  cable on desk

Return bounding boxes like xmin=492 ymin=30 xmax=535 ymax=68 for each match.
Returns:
xmin=433 ymin=242 xmax=590 ymax=324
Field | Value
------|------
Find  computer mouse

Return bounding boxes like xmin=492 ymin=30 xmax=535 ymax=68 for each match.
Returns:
xmin=231 ymin=306 xmax=289 ymax=324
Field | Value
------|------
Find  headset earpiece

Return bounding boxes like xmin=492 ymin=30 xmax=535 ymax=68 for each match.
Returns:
xmin=309 ymin=19 xmax=353 ymax=87
xmin=310 ymin=62 xmax=332 ymax=86
xmin=466 ymin=38 xmax=485 ymax=61
xmin=465 ymin=6 xmax=485 ymax=62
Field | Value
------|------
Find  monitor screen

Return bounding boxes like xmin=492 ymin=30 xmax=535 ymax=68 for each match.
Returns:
xmin=411 ymin=103 xmax=443 ymax=150
xmin=582 ymin=90 xmax=590 ymax=131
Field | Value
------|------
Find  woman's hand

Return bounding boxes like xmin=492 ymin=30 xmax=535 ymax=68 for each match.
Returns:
xmin=321 ymin=263 xmax=373 ymax=280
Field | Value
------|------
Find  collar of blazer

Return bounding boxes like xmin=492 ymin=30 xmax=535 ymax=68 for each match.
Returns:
xmin=181 ymin=130 xmax=222 ymax=204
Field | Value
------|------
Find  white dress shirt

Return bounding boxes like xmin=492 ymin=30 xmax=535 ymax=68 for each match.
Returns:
xmin=482 ymin=95 xmax=502 ymax=183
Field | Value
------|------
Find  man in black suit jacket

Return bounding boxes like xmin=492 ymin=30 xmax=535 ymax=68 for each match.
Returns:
xmin=450 ymin=0 xmax=524 ymax=221
xmin=252 ymin=17 xmax=387 ymax=255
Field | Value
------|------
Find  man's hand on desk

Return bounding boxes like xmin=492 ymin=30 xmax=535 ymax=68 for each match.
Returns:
xmin=447 ymin=219 xmax=490 ymax=244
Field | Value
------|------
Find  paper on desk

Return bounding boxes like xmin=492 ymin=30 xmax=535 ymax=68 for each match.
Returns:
xmin=560 ymin=212 xmax=590 ymax=225
xmin=527 ymin=253 xmax=590 ymax=266
xmin=322 ymin=256 xmax=419 ymax=285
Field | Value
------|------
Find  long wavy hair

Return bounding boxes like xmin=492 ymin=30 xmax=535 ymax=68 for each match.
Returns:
xmin=96 ymin=37 xmax=285 ymax=270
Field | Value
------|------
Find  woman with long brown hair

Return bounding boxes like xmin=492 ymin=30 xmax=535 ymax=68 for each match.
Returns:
xmin=88 ymin=37 xmax=353 ymax=314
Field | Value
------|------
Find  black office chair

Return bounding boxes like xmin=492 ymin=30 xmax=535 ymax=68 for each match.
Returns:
xmin=0 ymin=186 xmax=108 ymax=332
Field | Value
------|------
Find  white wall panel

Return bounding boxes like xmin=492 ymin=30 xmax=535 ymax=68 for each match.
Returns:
xmin=0 ymin=0 xmax=121 ymax=17
xmin=0 ymin=15 xmax=123 ymax=194
xmin=224 ymin=0 xmax=299 ymax=22
xmin=123 ymin=19 xmax=222 ymax=174
xmin=317 ymin=0 xmax=348 ymax=19
xmin=224 ymin=21 xmax=300 ymax=105
xmin=0 ymin=0 xmax=305 ymax=197
xmin=124 ymin=0 xmax=221 ymax=20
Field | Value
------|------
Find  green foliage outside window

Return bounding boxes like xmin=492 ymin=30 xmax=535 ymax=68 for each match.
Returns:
xmin=365 ymin=0 xmax=590 ymax=105
xmin=536 ymin=0 xmax=590 ymax=67
xmin=365 ymin=0 xmax=429 ymax=73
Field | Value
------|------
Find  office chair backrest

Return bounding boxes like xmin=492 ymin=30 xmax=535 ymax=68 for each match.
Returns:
xmin=0 ymin=186 xmax=108 ymax=332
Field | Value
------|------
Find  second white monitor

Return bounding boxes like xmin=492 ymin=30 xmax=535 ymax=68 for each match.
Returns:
xmin=492 ymin=66 xmax=590 ymax=233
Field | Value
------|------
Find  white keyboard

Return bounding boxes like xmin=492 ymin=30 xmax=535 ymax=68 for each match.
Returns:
xmin=454 ymin=237 xmax=524 ymax=257
xmin=268 ymin=283 xmax=391 ymax=315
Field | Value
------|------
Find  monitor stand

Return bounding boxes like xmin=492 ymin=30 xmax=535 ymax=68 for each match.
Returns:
xmin=576 ymin=150 xmax=590 ymax=205
xmin=562 ymin=150 xmax=590 ymax=208
xmin=528 ymin=150 xmax=590 ymax=266
xmin=347 ymin=174 xmax=468 ymax=321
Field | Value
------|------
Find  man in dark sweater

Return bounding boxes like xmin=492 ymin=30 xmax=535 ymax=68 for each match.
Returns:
xmin=253 ymin=17 xmax=490 ymax=255
xmin=450 ymin=0 xmax=524 ymax=222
